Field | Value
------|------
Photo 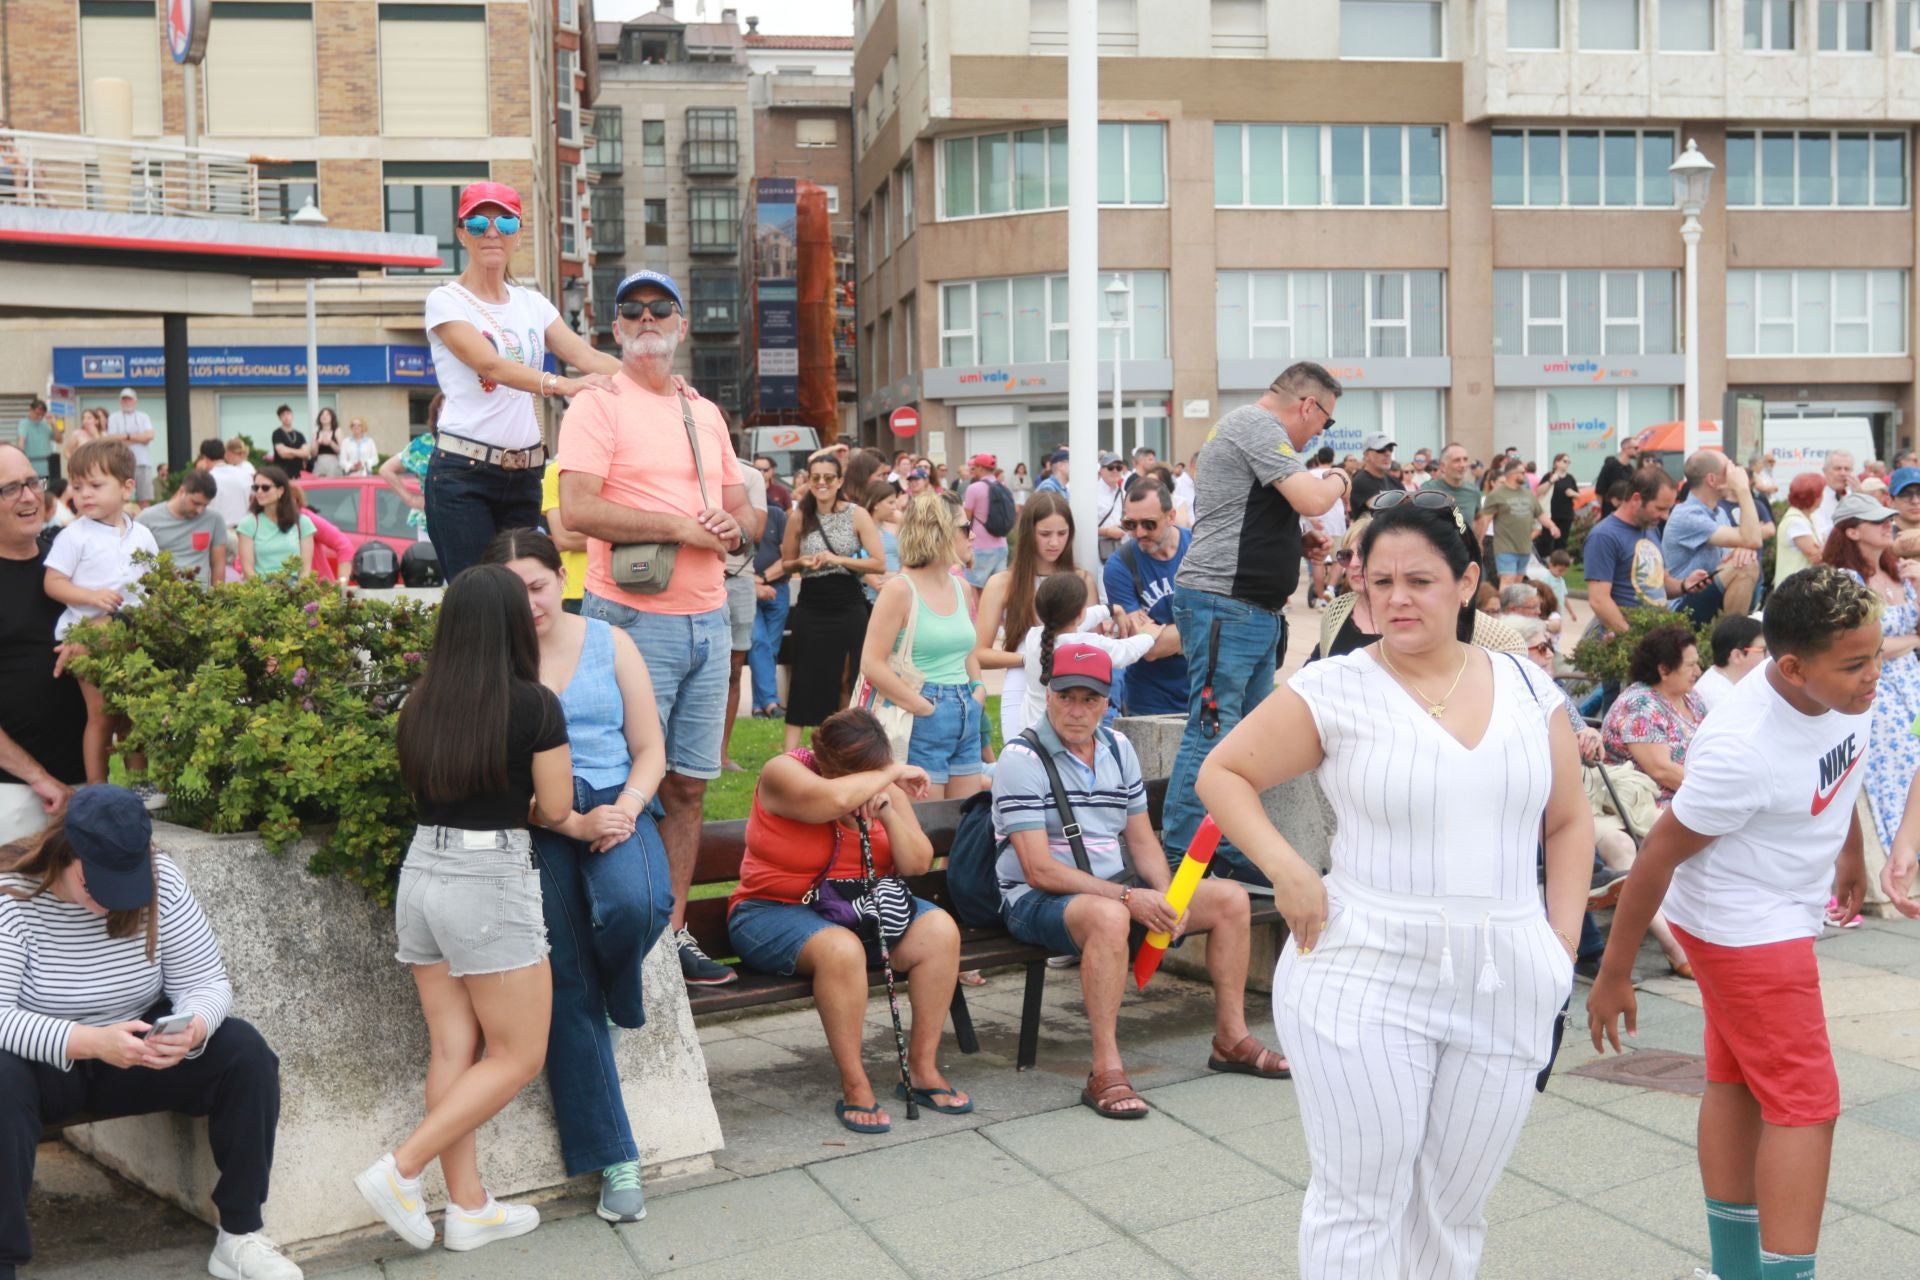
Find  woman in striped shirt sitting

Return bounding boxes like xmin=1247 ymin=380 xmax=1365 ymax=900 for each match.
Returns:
xmin=1 ymin=785 xmax=296 ymax=1280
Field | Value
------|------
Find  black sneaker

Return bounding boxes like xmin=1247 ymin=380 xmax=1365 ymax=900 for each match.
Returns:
xmin=1588 ymin=865 xmax=1629 ymax=910
xmin=676 ymin=927 xmax=737 ymax=986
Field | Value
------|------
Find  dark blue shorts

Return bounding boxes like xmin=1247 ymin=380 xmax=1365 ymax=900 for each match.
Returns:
xmin=728 ymin=896 xmax=943 ymax=977
xmin=1003 ymin=886 xmax=1189 ymax=959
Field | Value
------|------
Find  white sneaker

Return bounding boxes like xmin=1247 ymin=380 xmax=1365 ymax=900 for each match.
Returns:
xmin=208 ymin=1232 xmax=303 ymax=1280
xmin=442 ymin=1195 xmax=540 ymax=1252
xmin=352 ymin=1153 xmax=434 ymax=1250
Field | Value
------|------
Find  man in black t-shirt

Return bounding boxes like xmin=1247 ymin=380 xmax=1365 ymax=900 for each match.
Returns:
xmin=270 ymin=404 xmax=311 ymax=477
xmin=1347 ymin=433 xmax=1396 ymax=518
xmin=1593 ymin=437 xmax=1641 ymax=519
xmin=0 ymin=443 xmax=86 ymax=843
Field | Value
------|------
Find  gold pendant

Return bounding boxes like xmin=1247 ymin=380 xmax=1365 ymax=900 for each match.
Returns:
xmin=1428 ymin=705 xmax=1445 ymax=718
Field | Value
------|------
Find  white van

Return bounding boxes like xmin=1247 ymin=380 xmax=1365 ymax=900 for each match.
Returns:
xmin=738 ymin=425 xmax=823 ymax=482
xmin=1761 ymin=417 xmax=1877 ymax=488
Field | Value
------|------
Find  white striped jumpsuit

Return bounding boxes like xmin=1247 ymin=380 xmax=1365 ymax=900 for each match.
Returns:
xmin=1276 ymin=650 xmax=1575 ymax=1279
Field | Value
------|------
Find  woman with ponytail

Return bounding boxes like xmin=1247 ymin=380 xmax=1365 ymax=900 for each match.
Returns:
xmin=1015 ymin=573 xmax=1159 ymax=737
xmin=1196 ymin=491 xmax=1592 ymax=1279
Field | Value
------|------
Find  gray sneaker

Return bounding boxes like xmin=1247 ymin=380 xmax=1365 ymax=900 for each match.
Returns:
xmin=676 ymin=927 xmax=737 ymax=986
xmin=598 ymin=1161 xmax=646 ymax=1223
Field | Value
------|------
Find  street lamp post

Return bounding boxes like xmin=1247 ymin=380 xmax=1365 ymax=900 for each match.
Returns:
xmin=1669 ymin=139 xmax=1715 ymax=460
xmin=1104 ymin=273 xmax=1130 ymax=457
xmin=290 ymin=197 xmax=329 ymax=435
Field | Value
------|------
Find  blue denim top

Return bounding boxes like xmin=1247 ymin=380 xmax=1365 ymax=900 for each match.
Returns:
xmin=559 ymin=617 xmax=632 ymax=789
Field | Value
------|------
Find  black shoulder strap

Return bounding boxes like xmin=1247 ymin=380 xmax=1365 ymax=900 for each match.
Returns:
xmin=1119 ymin=540 xmax=1145 ymax=606
xmin=1018 ymin=728 xmax=1091 ymax=874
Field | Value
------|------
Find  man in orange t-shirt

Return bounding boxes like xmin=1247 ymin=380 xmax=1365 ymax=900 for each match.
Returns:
xmin=558 ymin=268 xmax=759 ymax=986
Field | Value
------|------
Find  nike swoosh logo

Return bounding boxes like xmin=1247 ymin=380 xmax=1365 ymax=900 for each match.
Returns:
xmin=386 ymin=1173 xmax=418 ymax=1214
xmin=1811 ymin=755 xmax=1863 ymax=816
xmin=461 ymin=1209 xmax=506 ymax=1226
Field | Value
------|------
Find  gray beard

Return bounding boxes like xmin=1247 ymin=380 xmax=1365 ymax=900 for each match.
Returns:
xmin=622 ymin=331 xmax=678 ymax=364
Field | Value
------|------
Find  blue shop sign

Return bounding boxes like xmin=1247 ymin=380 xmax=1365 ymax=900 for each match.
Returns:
xmin=53 ymin=345 xmax=438 ymax=388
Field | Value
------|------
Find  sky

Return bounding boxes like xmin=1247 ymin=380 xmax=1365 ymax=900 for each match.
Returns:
xmin=597 ymin=0 xmax=854 ymax=35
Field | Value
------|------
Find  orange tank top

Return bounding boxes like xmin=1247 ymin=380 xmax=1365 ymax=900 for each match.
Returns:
xmin=729 ymin=749 xmax=896 ymax=915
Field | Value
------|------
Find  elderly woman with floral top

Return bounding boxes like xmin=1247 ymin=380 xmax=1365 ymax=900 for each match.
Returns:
xmin=1600 ymin=624 xmax=1706 ymax=805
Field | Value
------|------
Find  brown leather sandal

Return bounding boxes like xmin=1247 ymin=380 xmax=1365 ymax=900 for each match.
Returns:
xmin=1081 ymin=1068 xmax=1149 ymax=1120
xmin=1207 ymin=1034 xmax=1292 ymax=1079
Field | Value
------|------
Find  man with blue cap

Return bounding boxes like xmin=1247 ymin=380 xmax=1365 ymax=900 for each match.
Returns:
xmin=1888 ymin=465 xmax=1920 ymax=560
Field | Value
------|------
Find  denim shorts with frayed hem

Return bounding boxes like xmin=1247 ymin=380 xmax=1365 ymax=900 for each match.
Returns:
xmin=394 ymin=826 xmax=549 ymax=977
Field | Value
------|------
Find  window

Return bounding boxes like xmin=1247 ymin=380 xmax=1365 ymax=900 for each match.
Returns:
xmin=1493 ymin=270 xmax=1677 ymax=355
xmin=642 ymin=120 xmax=666 ymax=167
xmin=256 ymin=162 xmax=318 ymax=223
xmin=592 ymin=265 xmax=621 ymax=337
xmin=1215 ymin=123 xmax=1444 ymax=207
xmin=644 ymin=197 xmax=667 ymax=247
xmin=1510 ymin=0 xmax=1562 ymax=47
xmin=1727 ymin=269 xmax=1906 ymax=354
xmin=689 ymin=269 xmax=741 ymax=333
xmin=902 ymin=293 xmax=918 ymax=375
xmin=1660 ymin=0 xmax=1716 ymax=48
xmin=1340 ymin=0 xmax=1444 ymax=56
xmin=897 ymin=161 xmax=915 ymax=238
xmin=379 ymin=4 xmax=488 ymax=138
xmin=692 ymin=348 xmax=741 ymax=414
xmin=557 ymin=48 xmax=579 ymax=145
xmin=558 ymin=163 xmax=580 ymax=258
xmin=1724 ymin=130 xmax=1907 ymax=207
xmin=1212 ymin=0 xmax=1268 ymax=55
xmin=938 ymin=270 xmax=1168 ymax=366
xmin=1819 ymin=0 xmax=1874 ymax=49
xmin=1581 ymin=0 xmax=1641 ymax=48
xmin=876 ymin=182 xmax=892 ymax=259
xmin=1746 ymin=0 xmax=1798 ymax=47
xmin=557 ymin=0 xmax=576 ymax=30
xmin=1900 ymin=0 xmax=1920 ymax=46
xmin=590 ymin=186 xmax=624 ymax=253
xmin=1322 ymin=390 xmax=1446 ymax=460
xmin=79 ymin=1 xmax=162 ymax=136
xmin=1030 ymin=0 xmax=1142 ymax=54
xmin=1216 ymin=271 xmax=1446 ymax=361
xmin=939 ymin=123 xmax=1165 ymax=219
xmin=685 ymin=108 xmax=739 ymax=174
xmin=591 ymin=106 xmax=623 ymax=172
xmin=689 ymin=187 xmax=739 ymax=253
xmin=796 ymin=118 xmax=838 ymax=148
xmin=1490 ymin=128 xmax=1676 ymax=206
xmin=203 ymin=3 xmax=316 ymax=137
xmin=382 ymin=162 xmax=488 ymax=274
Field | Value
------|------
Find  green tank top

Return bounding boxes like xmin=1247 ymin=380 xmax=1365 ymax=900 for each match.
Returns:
xmin=907 ymin=575 xmax=975 ymax=685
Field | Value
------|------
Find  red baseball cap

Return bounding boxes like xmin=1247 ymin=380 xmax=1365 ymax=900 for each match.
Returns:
xmin=457 ymin=181 xmax=523 ymax=220
xmin=968 ymin=452 xmax=997 ymax=468
xmin=1048 ymin=643 xmax=1113 ymax=697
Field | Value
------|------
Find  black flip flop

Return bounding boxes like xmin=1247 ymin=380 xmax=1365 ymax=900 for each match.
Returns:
xmin=895 ymin=1082 xmax=974 ymax=1114
xmin=834 ymin=1100 xmax=890 ymax=1134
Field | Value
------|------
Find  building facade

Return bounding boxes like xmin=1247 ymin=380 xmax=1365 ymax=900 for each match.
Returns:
xmin=0 ymin=0 xmax=595 ymax=456
xmin=853 ymin=0 xmax=1920 ymax=480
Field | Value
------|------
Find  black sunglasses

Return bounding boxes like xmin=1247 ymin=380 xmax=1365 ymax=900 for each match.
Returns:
xmin=1305 ymin=396 xmax=1336 ymax=432
xmin=1120 ymin=517 xmax=1161 ymax=533
xmin=618 ymin=299 xmax=679 ymax=320
xmin=251 ymin=484 xmax=278 ymax=493
xmin=1368 ymin=489 xmax=1456 ymax=514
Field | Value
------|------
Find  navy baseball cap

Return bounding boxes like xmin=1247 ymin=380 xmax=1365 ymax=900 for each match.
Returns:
xmin=1891 ymin=466 xmax=1920 ymax=497
xmin=614 ymin=269 xmax=684 ymax=311
xmin=63 ymin=785 xmax=155 ymax=911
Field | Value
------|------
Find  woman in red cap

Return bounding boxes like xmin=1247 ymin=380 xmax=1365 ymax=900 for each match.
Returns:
xmin=422 ymin=181 xmax=625 ymax=578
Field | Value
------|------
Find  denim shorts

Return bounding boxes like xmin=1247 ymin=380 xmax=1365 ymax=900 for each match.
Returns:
xmin=728 ymin=896 xmax=942 ymax=977
xmin=1003 ymin=886 xmax=1180 ymax=959
xmin=583 ymin=594 xmax=730 ymax=780
xmin=724 ymin=571 xmax=756 ymax=651
xmin=394 ymin=827 xmax=549 ymax=977
xmin=903 ymin=682 xmax=984 ymax=784
xmin=1496 ymin=552 xmax=1530 ymax=576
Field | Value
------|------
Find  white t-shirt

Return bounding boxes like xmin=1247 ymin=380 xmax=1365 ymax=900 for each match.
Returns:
xmin=1692 ymin=665 xmax=1735 ymax=713
xmin=1302 ymin=467 xmax=1349 ymax=544
xmin=425 ymin=282 xmax=561 ymax=450
xmin=105 ymin=410 xmax=153 ymax=466
xmin=1813 ymin=486 xmax=1841 ymax=544
xmin=1665 ymin=666 xmax=1872 ymax=947
xmin=1017 ymin=609 xmax=1153 ymax=729
xmin=725 ymin=464 xmax=768 ymax=575
xmin=208 ymin=461 xmax=255 ymax=529
xmin=44 ymin=514 xmax=160 ymax=639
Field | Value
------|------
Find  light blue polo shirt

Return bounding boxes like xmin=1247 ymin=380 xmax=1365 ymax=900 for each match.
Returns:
xmin=1661 ymin=496 xmax=1728 ymax=586
xmin=990 ymin=715 xmax=1148 ymax=906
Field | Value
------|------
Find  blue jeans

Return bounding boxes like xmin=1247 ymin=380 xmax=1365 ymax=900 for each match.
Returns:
xmin=530 ymin=778 xmax=673 ymax=1176
xmin=966 ymin=546 xmax=1007 ymax=589
xmin=583 ymin=595 xmax=731 ymax=780
xmin=902 ymin=683 xmax=984 ymax=784
xmin=749 ymin=583 xmax=790 ymax=711
xmin=423 ymin=450 xmax=544 ymax=581
xmin=1161 ymin=588 xmax=1286 ymax=882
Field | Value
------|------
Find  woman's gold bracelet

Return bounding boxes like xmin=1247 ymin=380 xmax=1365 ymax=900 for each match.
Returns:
xmin=1553 ymin=927 xmax=1578 ymax=958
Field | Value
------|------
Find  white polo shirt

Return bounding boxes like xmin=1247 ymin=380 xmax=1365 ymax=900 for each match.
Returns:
xmin=43 ymin=515 xmax=160 ymax=639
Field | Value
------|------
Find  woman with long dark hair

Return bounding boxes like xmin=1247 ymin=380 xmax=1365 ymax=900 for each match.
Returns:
xmin=482 ymin=530 xmax=671 ymax=1223
xmin=355 ymin=565 xmax=578 ymax=1254
xmin=779 ymin=453 xmax=886 ymax=751
xmin=311 ymin=407 xmax=343 ymax=477
xmin=1198 ymin=492 xmax=1589 ymax=1279
xmin=236 ymin=465 xmax=314 ymax=579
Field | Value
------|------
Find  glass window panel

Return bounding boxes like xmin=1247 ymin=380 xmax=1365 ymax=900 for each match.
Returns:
xmin=1294 ymin=272 xmax=1329 ymax=354
xmin=1546 ymin=388 xmax=1619 ymax=474
xmin=1837 ymin=132 xmax=1870 ymax=206
xmin=1641 ymin=131 xmax=1674 ymax=206
xmin=1661 ymin=0 xmax=1715 ymax=48
xmin=1285 ymin=125 xmax=1321 ymax=204
xmin=1769 ymin=0 xmax=1796 ymax=48
xmin=1528 ymin=271 xmax=1563 ymax=319
xmin=1799 ymin=133 xmax=1832 ymax=205
xmin=1251 ymin=322 xmax=1290 ymax=360
xmin=1337 ymin=391 xmax=1383 ymax=447
xmin=1252 ymin=271 xmax=1290 ymax=324
xmin=1819 ymin=0 xmax=1839 ymax=46
xmin=979 ymin=134 xmax=1010 ymax=213
xmin=1331 ymin=127 xmax=1366 ymax=204
xmin=1331 ymin=272 xmax=1368 ymax=357
xmin=1528 ymin=132 xmax=1562 ymax=205
xmin=1410 ymin=271 xmax=1445 ymax=355
xmin=1493 ymin=271 xmax=1524 ymax=353
xmin=1011 ymin=275 xmax=1047 ymax=363
xmin=1510 ymin=0 xmax=1561 ymax=47
xmin=1744 ymin=0 xmax=1765 ymax=45
xmin=1098 ymin=123 xmax=1126 ymax=203
xmin=976 ymin=278 xmax=1011 ymax=363
xmin=1847 ymin=0 xmax=1872 ymax=49
xmin=1762 ymin=132 xmax=1796 ymax=206
xmin=1725 ymin=271 xmax=1756 ymax=356
xmin=1604 ymin=272 xmax=1638 ymax=320
xmin=1215 ymin=272 xmax=1250 ymax=361
xmin=943 ymin=137 xmax=975 ymax=217
xmin=1872 ymin=270 xmax=1905 ymax=353
xmin=1130 ymin=124 xmax=1166 ymax=203
xmin=1581 ymin=0 xmax=1640 ymax=49
xmin=1049 ymin=276 xmax=1069 ymax=360
xmin=1645 ymin=270 xmax=1677 ymax=353
xmin=1214 ymin=124 xmax=1243 ymax=205
xmin=1341 ymin=0 xmax=1444 ymax=57
xmin=1797 ymin=270 xmax=1831 ymax=354
xmin=1603 ymin=131 xmax=1638 ymax=205
xmin=1391 ymin=390 xmax=1445 ymax=460
xmin=1049 ymin=127 xmax=1070 ymax=206
xmin=1131 ymin=271 xmax=1168 ymax=359
xmin=1874 ymin=134 xmax=1905 ymax=206
xmin=1014 ymin=129 xmax=1048 ymax=210
xmin=1725 ymin=133 xmax=1756 ymax=206
xmin=1625 ymin=386 xmax=1677 ymax=432
xmin=1492 ymin=130 xmax=1525 ymax=205
xmin=1567 ymin=131 xmax=1601 ymax=205
xmin=1567 ymin=271 xmax=1603 ymax=353
xmin=1529 ymin=322 xmax=1565 ymax=354
xmin=1247 ymin=125 xmax=1286 ymax=204
xmin=1369 ymin=126 xmax=1404 ymax=205
xmin=1407 ymin=126 xmax=1443 ymax=205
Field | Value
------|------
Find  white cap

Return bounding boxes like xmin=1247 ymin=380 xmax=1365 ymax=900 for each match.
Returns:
xmin=118 ymin=387 xmax=138 ymax=400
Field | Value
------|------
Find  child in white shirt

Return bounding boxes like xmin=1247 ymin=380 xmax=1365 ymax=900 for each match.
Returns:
xmin=1015 ymin=573 xmax=1159 ymax=736
xmin=43 ymin=438 xmax=159 ymax=783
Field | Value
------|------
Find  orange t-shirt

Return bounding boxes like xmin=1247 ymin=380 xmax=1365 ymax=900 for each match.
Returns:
xmin=730 ymin=751 xmax=897 ymax=915
xmin=555 ymin=372 xmax=743 ymax=615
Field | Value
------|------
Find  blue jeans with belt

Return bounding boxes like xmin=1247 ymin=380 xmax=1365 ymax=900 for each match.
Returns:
xmin=749 ymin=581 xmax=791 ymax=711
xmin=423 ymin=449 xmax=545 ymax=581
xmin=530 ymin=778 xmax=674 ymax=1176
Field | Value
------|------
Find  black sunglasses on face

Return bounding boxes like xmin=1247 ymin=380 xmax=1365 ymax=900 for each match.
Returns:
xmin=1120 ymin=517 xmax=1160 ymax=533
xmin=618 ymin=299 xmax=679 ymax=320
xmin=1305 ymin=396 xmax=1336 ymax=432
xmin=251 ymin=484 xmax=278 ymax=493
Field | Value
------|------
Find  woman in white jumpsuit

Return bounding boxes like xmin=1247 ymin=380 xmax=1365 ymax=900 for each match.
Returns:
xmin=1198 ymin=493 xmax=1592 ymax=1279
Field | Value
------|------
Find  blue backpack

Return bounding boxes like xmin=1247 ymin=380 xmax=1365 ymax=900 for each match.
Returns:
xmin=944 ymin=791 xmax=1003 ymax=928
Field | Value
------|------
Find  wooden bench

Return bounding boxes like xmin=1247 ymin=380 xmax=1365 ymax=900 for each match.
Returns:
xmin=684 ymin=778 xmax=1284 ymax=1070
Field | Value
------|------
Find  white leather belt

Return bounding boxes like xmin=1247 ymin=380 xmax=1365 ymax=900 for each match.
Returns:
xmin=435 ymin=432 xmax=548 ymax=471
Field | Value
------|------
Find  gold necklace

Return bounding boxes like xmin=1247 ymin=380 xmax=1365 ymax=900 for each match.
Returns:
xmin=1377 ymin=641 xmax=1470 ymax=719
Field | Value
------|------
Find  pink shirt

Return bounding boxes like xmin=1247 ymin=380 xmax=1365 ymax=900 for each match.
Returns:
xmin=304 ymin=508 xmax=355 ymax=581
xmin=964 ymin=478 xmax=1005 ymax=552
xmin=556 ymin=372 xmax=743 ymax=615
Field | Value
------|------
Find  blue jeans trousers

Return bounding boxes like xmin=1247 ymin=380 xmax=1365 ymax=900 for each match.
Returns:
xmin=749 ymin=584 xmax=790 ymax=710
xmin=530 ymin=778 xmax=674 ymax=1176
xmin=422 ymin=450 xmax=545 ymax=581
xmin=1161 ymin=588 xmax=1286 ymax=882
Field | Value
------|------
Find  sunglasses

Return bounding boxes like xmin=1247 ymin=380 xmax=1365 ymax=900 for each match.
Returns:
xmin=251 ymin=483 xmax=278 ymax=493
xmin=1120 ymin=517 xmax=1161 ymax=533
xmin=1103 ymin=462 xmax=1126 ymax=471
xmin=618 ymin=299 xmax=679 ymax=320
xmin=808 ymin=473 xmax=840 ymax=485
xmin=1528 ymin=642 xmax=1554 ymax=655
xmin=0 ymin=474 xmax=46 ymax=503
xmin=1368 ymin=489 xmax=1457 ymax=514
xmin=1304 ymin=396 xmax=1336 ymax=432
xmin=460 ymin=213 xmax=522 ymax=237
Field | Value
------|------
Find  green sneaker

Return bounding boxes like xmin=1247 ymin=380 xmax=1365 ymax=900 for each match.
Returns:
xmin=598 ymin=1161 xmax=646 ymax=1223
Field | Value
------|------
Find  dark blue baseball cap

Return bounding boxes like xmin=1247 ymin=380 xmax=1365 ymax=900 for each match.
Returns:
xmin=64 ymin=785 xmax=155 ymax=911
xmin=1891 ymin=466 xmax=1920 ymax=498
xmin=614 ymin=269 xmax=685 ymax=311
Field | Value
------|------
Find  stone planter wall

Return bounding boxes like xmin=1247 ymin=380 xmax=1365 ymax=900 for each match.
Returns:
xmin=64 ymin=822 xmax=723 ymax=1247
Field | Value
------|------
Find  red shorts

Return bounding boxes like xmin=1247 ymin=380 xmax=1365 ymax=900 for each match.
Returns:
xmin=1671 ymin=925 xmax=1840 ymax=1127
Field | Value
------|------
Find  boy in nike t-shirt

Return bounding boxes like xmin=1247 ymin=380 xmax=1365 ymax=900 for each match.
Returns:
xmin=1589 ymin=565 xmax=1877 ymax=1280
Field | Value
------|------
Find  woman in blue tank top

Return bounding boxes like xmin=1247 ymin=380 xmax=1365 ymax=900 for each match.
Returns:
xmin=484 ymin=529 xmax=672 ymax=1225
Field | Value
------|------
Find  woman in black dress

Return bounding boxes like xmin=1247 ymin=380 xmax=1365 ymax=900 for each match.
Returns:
xmin=780 ymin=453 xmax=887 ymax=750
xmin=1536 ymin=452 xmax=1578 ymax=558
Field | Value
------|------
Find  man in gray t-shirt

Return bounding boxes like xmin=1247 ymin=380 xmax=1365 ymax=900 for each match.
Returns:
xmin=1163 ymin=363 xmax=1351 ymax=880
xmin=137 ymin=471 xmax=228 ymax=585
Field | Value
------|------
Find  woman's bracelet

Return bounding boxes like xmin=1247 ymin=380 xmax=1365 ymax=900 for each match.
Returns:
xmin=1553 ymin=926 xmax=1578 ymax=958
xmin=620 ymin=787 xmax=650 ymax=806
xmin=541 ymin=371 xmax=558 ymax=398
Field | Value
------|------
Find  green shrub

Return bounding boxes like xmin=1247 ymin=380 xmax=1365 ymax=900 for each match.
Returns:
xmin=70 ymin=555 xmax=437 ymax=903
xmin=1571 ymin=606 xmax=1712 ymax=688
xmin=1566 ymin=506 xmax=1600 ymax=565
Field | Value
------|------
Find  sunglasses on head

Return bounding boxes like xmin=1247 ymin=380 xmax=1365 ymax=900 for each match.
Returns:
xmin=1120 ymin=516 xmax=1160 ymax=533
xmin=619 ymin=298 xmax=679 ymax=320
xmin=1368 ymin=489 xmax=1457 ymax=514
xmin=460 ymin=213 xmax=522 ymax=237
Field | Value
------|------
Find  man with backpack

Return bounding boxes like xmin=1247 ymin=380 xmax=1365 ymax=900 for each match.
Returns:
xmin=962 ymin=451 xmax=1015 ymax=588
xmin=1102 ymin=478 xmax=1187 ymax=715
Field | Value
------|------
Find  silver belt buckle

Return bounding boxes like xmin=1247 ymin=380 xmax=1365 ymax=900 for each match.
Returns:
xmin=499 ymin=448 xmax=529 ymax=471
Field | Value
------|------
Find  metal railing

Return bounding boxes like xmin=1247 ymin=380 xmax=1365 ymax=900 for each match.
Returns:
xmin=0 ymin=129 xmax=268 ymax=221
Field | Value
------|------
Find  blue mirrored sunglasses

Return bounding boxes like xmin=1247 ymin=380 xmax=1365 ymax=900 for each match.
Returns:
xmin=461 ymin=213 xmax=522 ymax=237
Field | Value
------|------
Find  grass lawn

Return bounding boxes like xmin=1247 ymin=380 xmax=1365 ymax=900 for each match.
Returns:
xmin=1564 ymin=564 xmax=1586 ymax=593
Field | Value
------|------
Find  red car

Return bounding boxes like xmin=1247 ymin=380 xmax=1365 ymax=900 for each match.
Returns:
xmin=295 ymin=475 xmax=423 ymax=570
